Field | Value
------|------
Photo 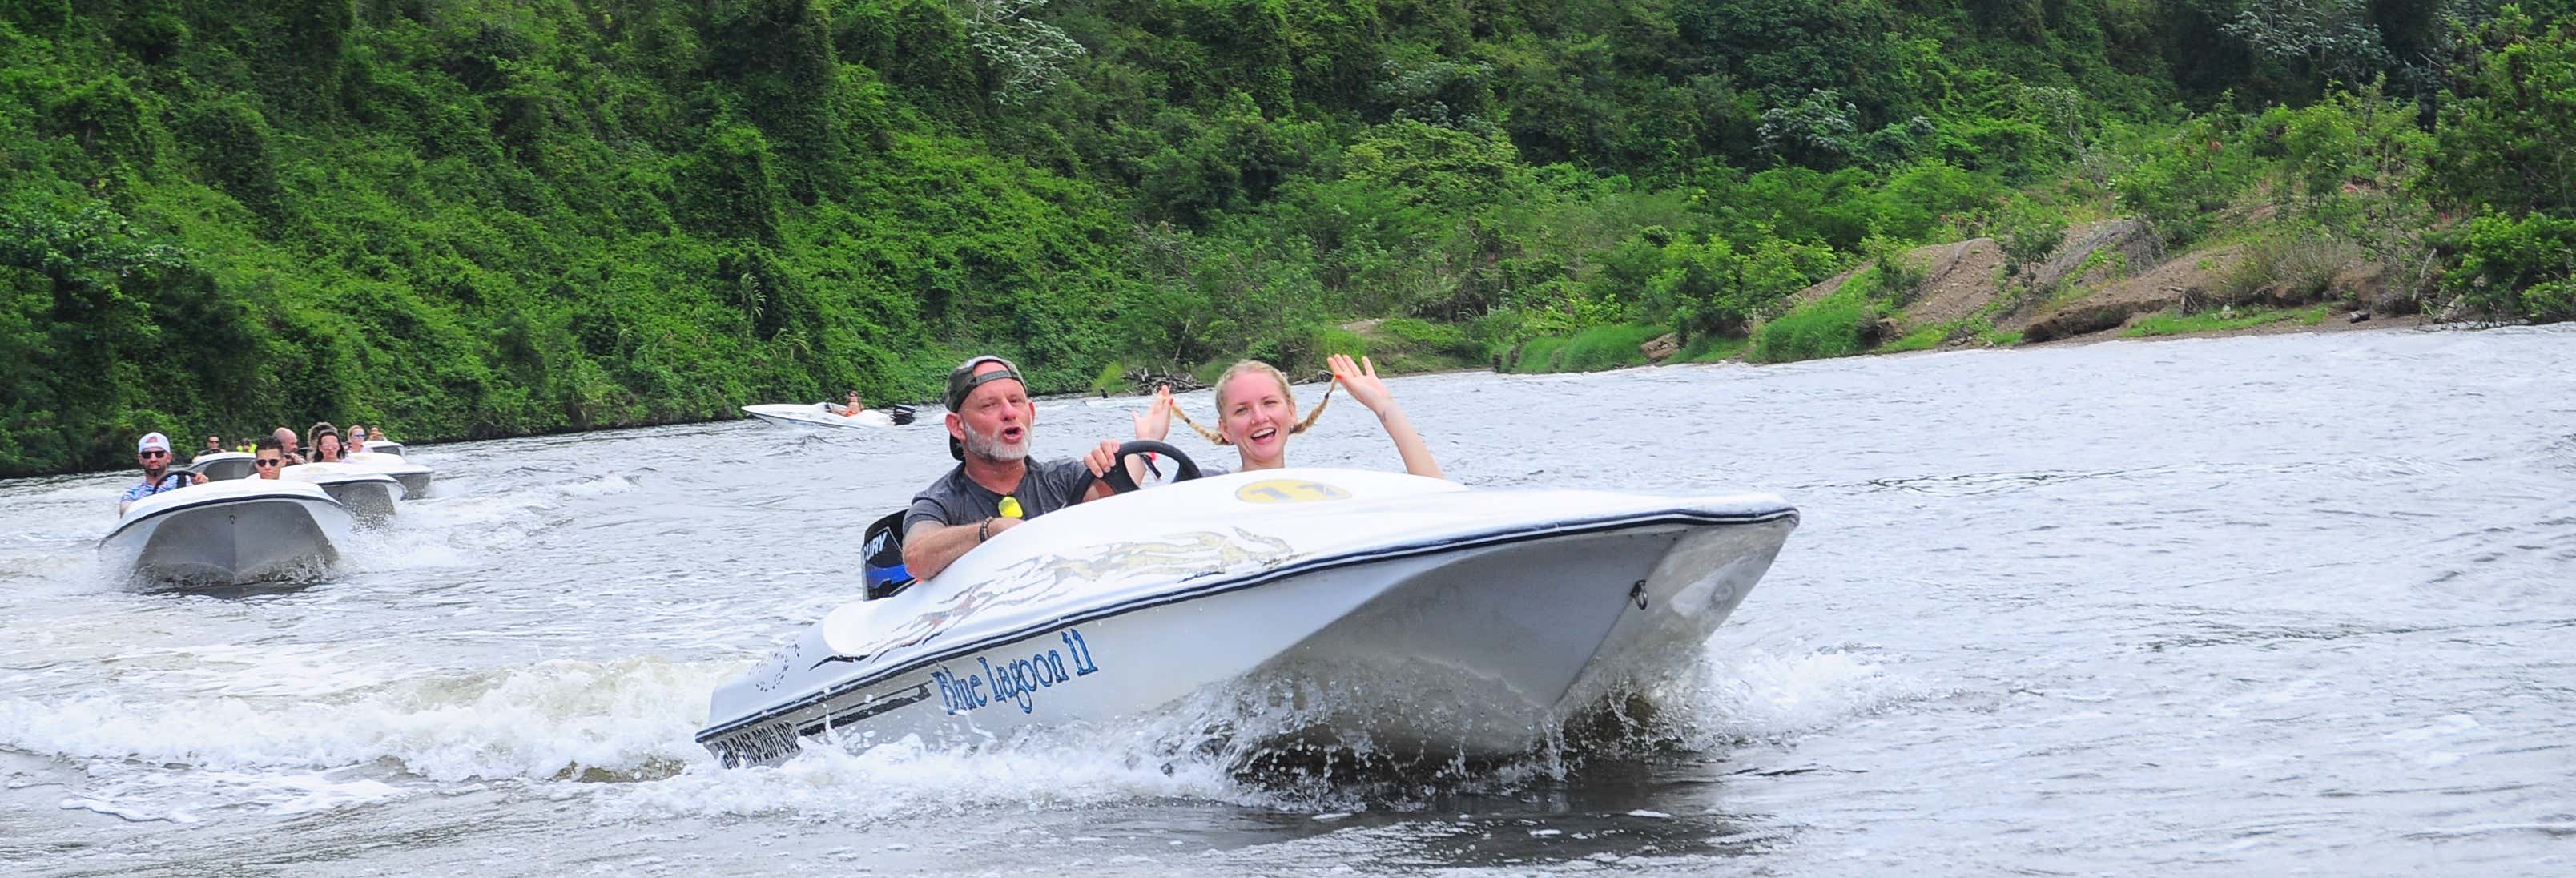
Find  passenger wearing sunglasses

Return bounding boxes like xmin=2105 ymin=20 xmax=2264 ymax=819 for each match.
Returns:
xmin=119 ymin=432 xmax=205 ymax=513
xmin=252 ymin=436 xmax=286 ymax=478
xmin=309 ymin=421 xmax=344 ymax=463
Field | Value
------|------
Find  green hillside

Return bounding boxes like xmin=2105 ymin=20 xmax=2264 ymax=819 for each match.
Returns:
xmin=4 ymin=0 xmax=2570 ymax=475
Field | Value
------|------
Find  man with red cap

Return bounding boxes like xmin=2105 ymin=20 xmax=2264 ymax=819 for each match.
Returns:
xmin=119 ymin=432 xmax=205 ymax=513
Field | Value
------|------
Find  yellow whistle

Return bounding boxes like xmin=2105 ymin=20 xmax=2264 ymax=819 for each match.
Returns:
xmin=998 ymin=496 xmax=1024 ymax=519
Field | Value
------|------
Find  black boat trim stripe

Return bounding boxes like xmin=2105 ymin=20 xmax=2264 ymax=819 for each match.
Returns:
xmin=697 ymin=505 xmax=1796 ymax=745
xmin=795 ymin=684 xmax=936 ymax=738
xmin=99 ymin=492 xmax=350 ymax=544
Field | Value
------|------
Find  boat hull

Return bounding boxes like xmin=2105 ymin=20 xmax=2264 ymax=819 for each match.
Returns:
xmin=187 ymin=453 xmax=256 ymax=481
xmin=742 ymin=403 xmax=895 ymax=430
xmin=100 ymin=485 xmax=352 ymax=585
xmin=321 ymin=479 xmax=401 ymax=526
xmin=284 ymin=464 xmax=405 ymax=526
xmin=698 ymin=501 xmax=1792 ymax=767
xmin=339 ymin=452 xmax=433 ymax=498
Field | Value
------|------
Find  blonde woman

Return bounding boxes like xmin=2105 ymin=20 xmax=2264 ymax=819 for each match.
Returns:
xmin=1141 ymin=353 xmax=1440 ymax=478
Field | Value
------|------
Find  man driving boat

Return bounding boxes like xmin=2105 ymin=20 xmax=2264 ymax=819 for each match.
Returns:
xmin=900 ymin=356 xmax=1133 ymax=579
xmin=119 ymin=432 xmax=204 ymax=513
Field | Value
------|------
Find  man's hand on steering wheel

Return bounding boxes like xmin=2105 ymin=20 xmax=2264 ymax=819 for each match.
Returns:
xmin=1077 ymin=440 xmax=1204 ymax=499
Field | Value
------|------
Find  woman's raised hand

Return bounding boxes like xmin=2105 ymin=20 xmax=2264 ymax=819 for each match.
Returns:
xmin=1328 ymin=354 xmax=1395 ymax=414
xmin=1133 ymin=384 xmax=1176 ymax=441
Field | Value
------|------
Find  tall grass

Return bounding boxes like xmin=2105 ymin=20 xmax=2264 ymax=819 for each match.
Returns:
xmin=1749 ymin=290 xmax=1874 ymax=363
xmin=1555 ymin=324 xmax=1668 ymax=371
xmin=1680 ymin=334 xmax=1748 ymax=362
xmin=1874 ymin=324 xmax=1948 ymax=353
xmin=2122 ymin=305 xmax=2327 ymax=336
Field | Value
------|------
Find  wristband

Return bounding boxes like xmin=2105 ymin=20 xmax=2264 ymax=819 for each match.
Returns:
xmin=977 ymin=518 xmax=992 ymax=542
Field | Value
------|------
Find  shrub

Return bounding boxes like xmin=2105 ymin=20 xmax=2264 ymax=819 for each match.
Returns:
xmin=2444 ymin=211 xmax=2576 ymax=323
xmin=1644 ymin=232 xmax=1838 ymax=340
xmin=1860 ymin=236 xmax=1926 ymax=304
xmin=1088 ymin=360 xmax=1127 ymax=395
xmin=1509 ymin=335 xmax=1571 ymax=373
xmin=1375 ymin=317 xmax=1478 ymax=358
xmin=1749 ymin=288 xmax=1875 ymax=363
xmin=1679 ymin=333 xmax=1747 ymax=362
xmin=1875 ymin=324 xmax=1946 ymax=353
xmin=1554 ymin=324 xmax=1667 ymax=372
xmin=2112 ymin=113 xmax=2261 ymax=247
xmin=2217 ymin=230 xmax=2362 ymax=308
xmin=1996 ymin=199 xmax=2067 ymax=281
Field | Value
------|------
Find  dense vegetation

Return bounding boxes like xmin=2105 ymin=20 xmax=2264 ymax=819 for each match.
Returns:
xmin=5 ymin=0 xmax=2572 ymax=476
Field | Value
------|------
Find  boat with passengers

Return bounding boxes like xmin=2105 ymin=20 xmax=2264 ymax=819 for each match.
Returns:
xmin=698 ymin=441 xmax=1797 ymax=767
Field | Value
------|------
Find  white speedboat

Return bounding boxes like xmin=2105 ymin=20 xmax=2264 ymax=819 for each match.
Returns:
xmin=280 ymin=462 xmax=405 ymax=526
xmin=359 ymin=440 xmax=405 ymax=457
xmin=184 ymin=451 xmax=256 ymax=481
xmin=697 ymin=448 xmax=1797 ymax=767
xmin=99 ymin=479 xmax=353 ymax=584
xmin=742 ymin=402 xmax=916 ymax=430
xmin=340 ymin=451 xmax=433 ymax=497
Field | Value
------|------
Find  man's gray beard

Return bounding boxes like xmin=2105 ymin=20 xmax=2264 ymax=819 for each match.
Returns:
xmin=962 ymin=422 xmax=1029 ymax=463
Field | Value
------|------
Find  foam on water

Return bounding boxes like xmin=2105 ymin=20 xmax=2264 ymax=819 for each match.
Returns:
xmin=1664 ymin=646 xmax=1938 ymax=747
xmin=0 ymin=656 xmax=727 ymax=786
xmin=605 ymin=730 xmax=1260 ymax=825
xmin=602 ymin=638 xmax=1932 ymax=826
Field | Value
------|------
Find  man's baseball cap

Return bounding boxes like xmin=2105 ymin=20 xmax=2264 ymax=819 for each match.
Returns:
xmin=136 ymin=432 xmax=171 ymax=453
xmin=944 ymin=356 xmax=1025 ymax=412
xmin=944 ymin=356 xmax=1026 ymax=461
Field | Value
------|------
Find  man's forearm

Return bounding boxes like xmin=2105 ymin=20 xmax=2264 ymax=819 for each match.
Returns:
xmin=901 ymin=522 xmax=981 ymax=580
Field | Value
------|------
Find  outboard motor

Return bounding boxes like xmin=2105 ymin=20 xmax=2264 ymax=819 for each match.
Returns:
xmin=888 ymin=404 xmax=916 ymax=426
xmin=862 ymin=510 xmax=915 ymax=600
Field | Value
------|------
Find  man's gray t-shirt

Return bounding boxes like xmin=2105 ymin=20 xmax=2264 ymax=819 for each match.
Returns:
xmin=904 ymin=458 xmax=1093 ymax=536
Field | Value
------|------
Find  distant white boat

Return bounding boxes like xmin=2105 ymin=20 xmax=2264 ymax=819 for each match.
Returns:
xmin=99 ymin=479 xmax=352 ymax=584
xmin=340 ymin=451 xmax=433 ymax=497
xmin=359 ymin=440 xmax=405 ymax=457
xmin=184 ymin=451 xmax=256 ymax=481
xmin=742 ymin=402 xmax=916 ymax=430
xmin=280 ymin=462 xmax=405 ymax=526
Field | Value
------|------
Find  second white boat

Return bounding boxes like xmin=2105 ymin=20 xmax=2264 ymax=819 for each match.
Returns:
xmin=340 ymin=451 xmax=434 ymax=498
xmin=281 ymin=462 xmax=406 ymax=526
xmin=742 ymin=402 xmax=916 ymax=430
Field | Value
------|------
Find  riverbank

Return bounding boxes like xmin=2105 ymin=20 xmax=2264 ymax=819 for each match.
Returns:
xmin=1479 ymin=217 xmax=2461 ymax=374
xmin=22 ymin=301 xmax=2451 ymax=482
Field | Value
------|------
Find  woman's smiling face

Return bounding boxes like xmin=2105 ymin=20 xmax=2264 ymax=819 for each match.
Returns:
xmin=1218 ymin=371 xmax=1294 ymax=467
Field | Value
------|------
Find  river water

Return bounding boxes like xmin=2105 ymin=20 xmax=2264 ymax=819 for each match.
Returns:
xmin=4 ymin=326 xmax=2572 ymax=876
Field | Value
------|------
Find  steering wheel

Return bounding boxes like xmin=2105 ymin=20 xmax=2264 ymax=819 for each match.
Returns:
xmin=1075 ymin=440 xmax=1203 ymax=497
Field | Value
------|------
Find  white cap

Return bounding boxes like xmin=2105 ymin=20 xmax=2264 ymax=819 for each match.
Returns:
xmin=136 ymin=432 xmax=171 ymax=453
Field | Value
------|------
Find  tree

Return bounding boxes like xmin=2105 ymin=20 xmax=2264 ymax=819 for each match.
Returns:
xmin=957 ymin=0 xmax=1088 ymax=105
xmin=2429 ymin=10 xmax=2576 ymax=216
